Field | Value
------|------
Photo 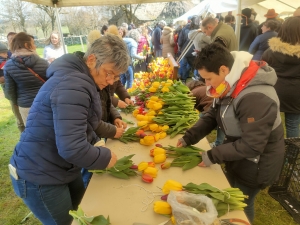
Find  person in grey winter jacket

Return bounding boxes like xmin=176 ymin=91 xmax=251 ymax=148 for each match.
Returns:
xmin=178 ymin=43 xmax=284 ymax=223
xmin=9 ymin=34 xmax=130 ymax=225
xmin=4 ymin=32 xmax=48 ymax=123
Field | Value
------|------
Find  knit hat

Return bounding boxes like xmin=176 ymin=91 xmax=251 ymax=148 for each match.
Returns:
xmin=264 ymin=9 xmax=278 ymax=18
xmin=294 ymin=8 xmax=300 ymax=17
xmin=0 ymin=42 xmax=8 ymax=53
xmin=242 ymin=8 xmax=252 ymax=18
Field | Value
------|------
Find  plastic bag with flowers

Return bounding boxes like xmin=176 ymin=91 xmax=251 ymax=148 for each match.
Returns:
xmin=167 ymin=190 xmax=218 ymax=225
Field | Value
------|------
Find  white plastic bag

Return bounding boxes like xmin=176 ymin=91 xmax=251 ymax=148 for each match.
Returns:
xmin=167 ymin=191 xmax=218 ymax=225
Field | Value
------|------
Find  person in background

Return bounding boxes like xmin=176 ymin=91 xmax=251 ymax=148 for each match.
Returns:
xmin=0 ymin=41 xmax=25 ymax=133
xmin=178 ymin=43 xmax=284 ymax=223
xmin=186 ymin=80 xmax=213 ymax=114
xmin=0 ymin=42 xmax=8 ymax=89
xmin=224 ymin=15 xmax=235 ymax=31
xmin=43 ymin=31 xmax=64 ymax=64
xmin=201 ymin=16 xmax=238 ymax=51
xmin=7 ymin=32 xmax=16 ymax=59
xmin=87 ymin=30 xmax=101 ymax=48
xmin=262 ymin=16 xmax=300 ymax=138
xmin=152 ymin=20 xmax=166 ymax=57
xmin=9 ymin=34 xmax=130 ymax=224
xmin=173 ymin=21 xmax=187 ymax=58
xmin=257 ymin=9 xmax=281 ymax=35
xmin=122 ymin=29 xmax=145 ymax=89
xmin=216 ymin=13 xmax=224 ymax=22
xmin=249 ymin=20 xmax=278 ymax=60
xmin=239 ymin=8 xmax=257 ymax=51
xmin=160 ymin=25 xmax=175 ymax=58
xmin=100 ymin=25 xmax=108 ymax=35
xmin=137 ymin=26 xmax=149 ymax=54
xmin=106 ymin=25 xmax=120 ymax=38
xmin=4 ymin=32 xmax=48 ymax=123
xmin=227 ymin=11 xmax=235 ymax=24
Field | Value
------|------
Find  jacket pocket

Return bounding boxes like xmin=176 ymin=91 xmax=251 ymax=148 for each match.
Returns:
xmin=10 ymin=176 xmax=26 ymax=198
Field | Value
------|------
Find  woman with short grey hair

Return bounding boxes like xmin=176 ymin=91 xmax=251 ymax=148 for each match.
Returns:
xmin=9 ymin=34 xmax=130 ymax=225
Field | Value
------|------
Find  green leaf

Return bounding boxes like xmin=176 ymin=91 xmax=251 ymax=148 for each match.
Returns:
xmin=109 ymin=171 xmax=129 ymax=179
xmin=77 ymin=206 xmax=85 ymax=217
xmin=91 ymin=215 xmax=110 ymax=225
xmin=182 ymin=156 xmax=201 ymax=171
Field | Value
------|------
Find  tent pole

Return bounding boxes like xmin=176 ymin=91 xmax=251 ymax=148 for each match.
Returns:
xmin=235 ymin=0 xmax=241 ymax=50
xmin=54 ymin=3 xmax=67 ymax=54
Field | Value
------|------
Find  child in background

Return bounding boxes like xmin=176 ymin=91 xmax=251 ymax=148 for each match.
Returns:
xmin=0 ymin=42 xmax=8 ymax=86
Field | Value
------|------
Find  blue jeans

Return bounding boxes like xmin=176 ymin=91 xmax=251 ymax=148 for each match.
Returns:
xmin=120 ymin=65 xmax=133 ymax=89
xmin=225 ymin=173 xmax=260 ymax=224
xmin=155 ymin=49 xmax=162 ymax=57
xmin=179 ymin=57 xmax=191 ymax=81
xmin=285 ymin=112 xmax=300 ymax=138
xmin=11 ymin=175 xmax=85 ymax=225
xmin=81 ymin=168 xmax=92 ymax=188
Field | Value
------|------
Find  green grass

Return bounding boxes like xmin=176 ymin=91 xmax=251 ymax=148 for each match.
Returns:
xmin=0 ymin=90 xmax=298 ymax=225
xmin=36 ymin=44 xmax=87 ymax=57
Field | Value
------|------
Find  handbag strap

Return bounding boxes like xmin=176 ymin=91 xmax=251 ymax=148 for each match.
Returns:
xmin=18 ymin=57 xmax=45 ymax=83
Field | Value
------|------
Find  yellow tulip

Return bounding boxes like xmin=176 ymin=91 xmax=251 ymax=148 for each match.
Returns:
xmin=161 ymin=125 xmax=169 ymax=131
xmin=159 ymin=132 xmax=167 ymax=139
xmin=153 ymin=153 xmax=166 ymax=164
xmin=149 ymin=123 xmax=158 ymax=131
xmin=147 ymin=116 xmax=155 ymax=122
xmin=161 ymin=86 xmax=170 ymax=93
xmin=162 ymin=180 xmax=183 ymax=194
xmin=154 ymin=133 xmax=160 ymax=141
xmin=152 ymin=147 xmax=166 ymax=155
xmin=138 ymin=162 xmax=149 ymax=171
xmin=155 ymin=126 xmax=162 ymax=133
xmin=143 ymin=167 xmax=158 ymax=178
xmin=152 ymin=102 xmax=162 ymax=111
xmin=146 ymin=110 xmax=156 ymax=116
xmin=149 ymin=86 xmax=157 ymax=93
xmin=150 ymin=96 xmax=159 ymax=101
xmin=137 ymin=121 xmax=149 ymax=127
xmin=136 ymin=115 xmax=148 ymax=121
xmin=153 ymin=201 xmax=172 ymax=215
xmin=152 ymin=82 xmax=160 ymax=88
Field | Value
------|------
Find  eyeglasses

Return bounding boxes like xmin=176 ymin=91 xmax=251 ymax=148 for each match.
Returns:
xmin=106 ymin=72 xmax=120 ymax=81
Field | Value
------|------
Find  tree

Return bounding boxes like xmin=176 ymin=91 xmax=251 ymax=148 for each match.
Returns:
xmin=1 ymin=0 xmax=32 ymax=32
xmin=119 ymin=4 xmax=141 ymax=24
xmin=36 ymin=5 xmax=57 ymax=32
xmin=34 ymin=7 xmax=51 ymax=37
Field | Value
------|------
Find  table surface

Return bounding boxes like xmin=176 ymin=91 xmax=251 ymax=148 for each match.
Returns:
xmin=77 ymin=113 xmax=249 ymax=225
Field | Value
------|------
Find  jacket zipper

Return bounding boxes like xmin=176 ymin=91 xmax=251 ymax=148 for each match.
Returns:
xmin=221 ymin=98 xmax=233 ymax=131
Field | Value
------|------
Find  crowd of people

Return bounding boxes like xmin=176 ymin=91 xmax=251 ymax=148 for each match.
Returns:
xmin=0 ymin=6 xmax=299 ymax=225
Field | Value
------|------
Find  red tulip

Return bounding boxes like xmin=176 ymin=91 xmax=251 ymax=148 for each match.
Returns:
xmin=142 ymin=173 xmax=153 ymax=183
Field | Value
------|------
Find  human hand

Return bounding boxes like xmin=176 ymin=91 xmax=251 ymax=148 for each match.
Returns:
xmin=177 ymin=140 xmax=183 ymax=147
xmin=106 ymin=151 xmax=117 ymax=168
xmin=114 ymin=118 xmax=127 ymax=129
xmin=114 ymin=127 xmax=125 ymax=138
xmin=124 ymin=98 xmax=134 ymax=106
xmin=117 ymin=100 xmax=128 ymax=108
xmin=198 ymin=152 xmax=206 ymax=167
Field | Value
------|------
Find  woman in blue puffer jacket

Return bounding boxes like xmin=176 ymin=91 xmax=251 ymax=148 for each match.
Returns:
xmin=9 ymin=34 xmax=130 ymax=225
xmin=4 ymin=32 xmax=48 ymax=123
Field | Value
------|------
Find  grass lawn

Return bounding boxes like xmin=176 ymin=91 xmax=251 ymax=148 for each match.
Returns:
xmin=36 ymin=44 xmax=87 ymax=58
xmin=0 ymin=90 xmax=298 ymax=225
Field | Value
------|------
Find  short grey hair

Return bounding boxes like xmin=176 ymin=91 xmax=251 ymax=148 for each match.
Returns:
xmin=84 ymin=34 xmax=130 ymax=73
xmin=128 ymin=29 xmax=141 ymax=43
xmin=159 ymin=20 xmax=166 ymax=26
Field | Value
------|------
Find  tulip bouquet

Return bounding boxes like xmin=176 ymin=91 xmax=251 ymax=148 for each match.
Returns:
xmin=118 ymin=104 xmax=136 ymax=115
xmin=118 ymin=127 xmax=141 ymax=144
xmin=89 ymin=154 xmax=137 ymax=179
xmin=69 ymin=206 xmax=110 ymax=225
xmin=154 ymin=179 xmax=248 ymax=218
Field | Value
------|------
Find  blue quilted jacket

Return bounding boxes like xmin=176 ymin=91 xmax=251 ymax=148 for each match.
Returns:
xmin=4 ymin=54 xmax=48 ymax=107
xmin=10 ymin=54 xmax=111 ymax=185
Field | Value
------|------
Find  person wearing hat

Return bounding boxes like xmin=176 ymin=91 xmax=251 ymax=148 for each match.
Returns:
xmin=257 ymin=9 xmax=281 ymax=35
xmin=239 ymin=8 xmax=257 ymax=51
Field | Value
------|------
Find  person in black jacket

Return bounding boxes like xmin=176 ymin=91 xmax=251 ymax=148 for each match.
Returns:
xmin=4 ymin=32 xmax=48 ymax=123
xmin=262 ymin=16 xmax=300 ymax=138
xmin=239 ymin=8 xmax=257 ymax=51
xmin=178 ymin=43 xmax=284 ymax=223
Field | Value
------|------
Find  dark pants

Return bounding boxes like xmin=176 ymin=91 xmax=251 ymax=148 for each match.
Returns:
xmin=285 ymin=112 xmax=300 ymax=138
xmin=225 ymin=172 xmax=260 ymax=224
xmin=11 ymin=175 xmax=85 ymax=225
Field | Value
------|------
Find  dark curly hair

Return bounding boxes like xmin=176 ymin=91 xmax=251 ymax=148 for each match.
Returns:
xmin=194 ymin=43 xmax=234 ymax=75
